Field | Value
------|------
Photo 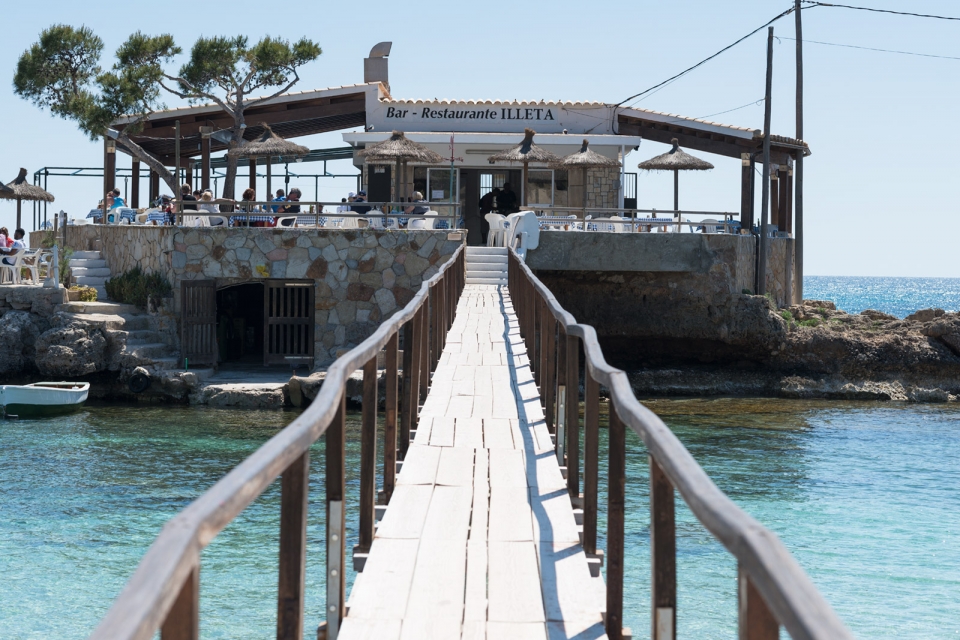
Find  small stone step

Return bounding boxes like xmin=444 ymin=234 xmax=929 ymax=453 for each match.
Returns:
xmin=147 ymin=356 xmax=180 ymax=370
xmin=467 ymin=270 xmax=507 ymax=280
xmin=467 ymin=262 xmax=508 ymax=272
xmin=465 ymin=246 xmax=507 ymax=255
xmin=69 ymin=259 xmax=107 ymax=268
xmin=125 ymin=329 xmax=163 ymax=344
xmin=128 ymin=343 xmax=172 ymax=359
xmin=94 ymin=287 xmax=108 ymax=301
xmin=71 ymin=251 xmax=102 ymax=260
xmin=60 ymin=301 xmax=138 ymax=315
xmin=466 ymin=254 xmax=508 ymax=264
xmin=74 ymin=276 xmax=108 ymax=286
xmin=465 ymin=277 xmax=508 ymax=285
xmin=118 ymin=314 xmax=154 ymax=331
xmin=71 ymin=267 xmax=112 ymax=277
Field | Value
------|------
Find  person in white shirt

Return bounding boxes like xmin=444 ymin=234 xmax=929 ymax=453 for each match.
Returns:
xmin=1 ymin=229 xmax=26 ymax=265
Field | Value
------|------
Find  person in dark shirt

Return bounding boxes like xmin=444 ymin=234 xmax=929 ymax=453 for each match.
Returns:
xmin=351 ymin=190 xmax=372 ymax=214
xmin=479 ymin=187 xmax=501 ymax=214
xmin=498 ymin=183 xmax=518 ymax=213
xmin=280 ymin=188 xmax=301 ymax=213
xmin=180 ymin=184 xmax=198 ymax=211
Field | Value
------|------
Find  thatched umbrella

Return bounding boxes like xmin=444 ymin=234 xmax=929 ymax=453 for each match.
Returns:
xmin=359 ymin=131 xmax=443 ymax=203
xmin=487 ymin=128 xmax=561 ymax=206
xmin=638 ymin=138 xmax=713 ymax=212
xmin=553 ymin=139 xmax=620 ymax=213
xmin=230 ymin=123 xmax=309 ymax=199
xmin=0 ymin=168 xmax=54 ymax=229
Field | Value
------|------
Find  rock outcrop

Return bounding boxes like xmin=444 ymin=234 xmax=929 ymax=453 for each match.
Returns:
xmin=34 ymin=317 xmax=108 ymax=377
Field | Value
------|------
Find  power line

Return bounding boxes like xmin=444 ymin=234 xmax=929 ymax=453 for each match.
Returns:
xmin=697 ymin=98 xmax=765 ymax=120
xmin=780 ymin=36 xmax=960 ymax=60
xmin=801 ymin=1 xmax=960 ymax=21
xmin=614 ymin=6 xmax=798 ymax=108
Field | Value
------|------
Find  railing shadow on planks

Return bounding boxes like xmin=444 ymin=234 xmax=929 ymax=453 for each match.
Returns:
xmin=87 ymin=245 xmax=466 ymax=640
xmin=506 ymin=247 xmax=853 ymax=640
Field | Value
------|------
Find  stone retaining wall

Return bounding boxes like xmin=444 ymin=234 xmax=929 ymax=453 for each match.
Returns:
xmin=56 ymin=225 xmax=461 ymax=366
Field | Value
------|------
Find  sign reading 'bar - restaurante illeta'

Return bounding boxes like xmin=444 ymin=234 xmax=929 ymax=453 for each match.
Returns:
xmin=367 ymin=99 xmax=616 ymax=135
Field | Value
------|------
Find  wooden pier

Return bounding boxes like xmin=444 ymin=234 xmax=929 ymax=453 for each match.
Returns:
xmin=341 ymin=284 xmax=605 ymax=639
xmin=88 ymin=244 xmax=852 ymax=640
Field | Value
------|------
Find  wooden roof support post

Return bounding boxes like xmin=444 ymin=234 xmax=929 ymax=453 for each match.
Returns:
xmin=770 ymin=167 xmax=780 ymax=232
xmin=740 ymin=153 xmax=755 ymax=232
xmin=200 ymin=126 xmax=212 ymax=191
xmin=103 ymin=137 xmax=116 ymax=195
xmin=131 ymin=158 xmax=140 ymax=209
xmin=248 ymin=159 xmax=257 ymax=192
xmin=758 ymin=27 xmax=774 ymax=296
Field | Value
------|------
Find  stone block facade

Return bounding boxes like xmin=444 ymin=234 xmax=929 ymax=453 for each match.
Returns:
xmin=55 ymin=225 xmax=461 ymax=367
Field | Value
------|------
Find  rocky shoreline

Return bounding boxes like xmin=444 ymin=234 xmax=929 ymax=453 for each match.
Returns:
xmin=627 ymin=301 xmax=960 ymax=402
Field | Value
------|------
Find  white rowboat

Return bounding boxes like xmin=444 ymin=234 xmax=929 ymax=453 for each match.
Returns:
xmin=1 ymin=382 xmax=90 ymax=418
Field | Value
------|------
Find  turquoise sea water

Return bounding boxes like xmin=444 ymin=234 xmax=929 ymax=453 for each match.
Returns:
xmin=805 ymin=276 xmax=960 ymax=318
xmin=2 ymin=401 xmax=958 ymax=638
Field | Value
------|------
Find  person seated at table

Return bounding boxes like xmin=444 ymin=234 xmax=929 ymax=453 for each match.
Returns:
xmin=198 ymin=190 xmax=219 ymax=214
xmin=336 ymin=197 xmax=350 ymax=213
xmin=0 ymin=227 xmax=8 ymax=249
xmin=351 ymin=190 xmax=371 ymax=214
xmin=108 ymin=188 xmax=125 ymax=209
xmin=1 ymin=229 xmax=26 ymax=265
xmin=404 ymin=192 xmax=429 ymax=216
xmin=271 ymin=189 xmax=286 ymax=213
xmin=180 ymin=184 xmax=198 ymax=211
xmin=279 ymin=188 xmax=301 ymax=214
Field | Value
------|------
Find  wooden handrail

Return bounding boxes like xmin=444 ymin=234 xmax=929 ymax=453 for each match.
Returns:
xmin=89 ymin=243 xmax=465 ymax=640
xmin=507 ymin=247 xmax=852 ymax=640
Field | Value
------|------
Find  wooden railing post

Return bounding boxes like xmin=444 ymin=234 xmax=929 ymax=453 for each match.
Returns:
xmin=556 ymin=326 xmax=568 ymax=462
xmin=738 ymin=565 xmax=779 ymax=640
xmin=399 ymin=320 xmax=415 ymax=459
xmin=532 ymin=287 xmax=541 ymax=388
xmin=544 ymin=318 xmax=557 ymax=433
xmin=566 ymin=334 xmax=580 ymax=499
xmin=419 ymin=305 xmax=429 ymax=402
xmin=430 ymin=287 xmax=439 ymax=371
xmin=606 ymin=401 xmax=626 ymax=640
xmin=538 ymin=298 xmax=548 ymax=397
xmin=324 ymin=392 xmax=346 ymax=639
xmin=383 ymin=332 xmax=399 ymax=502
xmin=358 ymin=356 xmax=378 ymax=554
xmin=277 ymin=451 xmax=309 ymax=640
xmin=651 ymin=456 xmax=676 ymax=640
xmin=161 ymin=565 xmax=199 ymax=640
xmin=583 ymin=371 xmax=599 ymax=557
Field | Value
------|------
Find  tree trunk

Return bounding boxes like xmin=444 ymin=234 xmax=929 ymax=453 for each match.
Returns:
xmin=112 ymin=130 xmax=179 ymax=196
xmin=221 ymin=131 xmax=242 ymax=200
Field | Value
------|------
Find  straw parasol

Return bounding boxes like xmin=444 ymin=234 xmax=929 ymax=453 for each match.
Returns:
xmin=487 ymin=128 xmax=561 ymax=206
xmin=230 ymin=123 xmax=309 ymax=198
xmin=0 ymin=168 xmax=55 ymax=229
xmin=359 ymin=131 xmax=443 ymax=203
xmin=638 ymin=138 xmax=713 ymax=213
xmin=553 ymin=139 xmax=620 ymax=211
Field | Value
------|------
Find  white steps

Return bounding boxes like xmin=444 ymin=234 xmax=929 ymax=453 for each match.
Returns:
xmin=465 ymin=246 xmax=507 ymax=285
xmin=68 ymin=250 xmax=109 ymax=299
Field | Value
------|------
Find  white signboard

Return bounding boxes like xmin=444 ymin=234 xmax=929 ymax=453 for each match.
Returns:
xmin=367 ymin=100 xmax=616 ymax=136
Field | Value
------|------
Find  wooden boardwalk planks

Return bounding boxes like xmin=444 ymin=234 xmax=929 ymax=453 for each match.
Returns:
xmin=339 ymin=285 xmax=607 ymax=640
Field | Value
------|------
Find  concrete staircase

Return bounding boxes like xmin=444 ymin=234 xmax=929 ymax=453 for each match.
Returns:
xmin=69 ymin=250 xmax=110 ymax=300
xmin=465 ymin=246 xmax=508 ymax=286
xmin=61 ymin=301 xmax=180 ymax=372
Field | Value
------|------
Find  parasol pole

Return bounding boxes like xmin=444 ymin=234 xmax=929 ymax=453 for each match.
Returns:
xmin=673 ymin=169 xmax=679 ymax=214
xmin=16 ymin=198 xmax=22 ymax=230
xmin=394 ymin=157 xmax=402 ymax=207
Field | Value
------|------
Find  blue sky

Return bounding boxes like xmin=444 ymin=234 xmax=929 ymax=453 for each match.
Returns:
xmin=2 ymin=0 xmax=957 ymax=276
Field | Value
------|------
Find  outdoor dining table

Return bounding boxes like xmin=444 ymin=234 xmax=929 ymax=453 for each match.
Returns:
xmin=229 ymin=214 xmax=276 ymax=225
xmin=86 ymin=208 xmax=136 ymax=222
xmin=146 ymin=211 xmax=170 ymax=223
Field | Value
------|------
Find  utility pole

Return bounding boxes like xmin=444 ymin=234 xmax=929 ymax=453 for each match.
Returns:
xmin=795 ymin=0 xmax=805 ymax=304
xmin=758 ymin=27 xmax=774 ymax=297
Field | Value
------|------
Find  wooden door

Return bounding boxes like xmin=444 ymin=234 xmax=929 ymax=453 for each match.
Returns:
xmin=181 ymin=280 xmax=217 ymax=367
xmin=264 ymin=280 xmax=315 ymax=366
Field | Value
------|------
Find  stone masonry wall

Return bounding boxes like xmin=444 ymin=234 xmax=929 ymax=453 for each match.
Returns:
xmin=53 ymin=225 xmax=461 ymax=367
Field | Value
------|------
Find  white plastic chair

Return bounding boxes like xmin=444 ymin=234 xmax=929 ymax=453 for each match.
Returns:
xmin=340 ymin=216 xmax=360 ymax=229
xmin=408 ymin=217 xmax=431 ymax=230
xmin=22 ymin=250 xmax=51 ymax=285
xmin=209 ymin=215 xmax=228 ymax=227
xmin=0 ymin=249 xmax=27 ymax=284
xmin=507 ymin=211 xmax=542 ymax=260
xmin=485 ymin=213 xmax=507 ymax=246
xmin=700 ymin=218 xmax=721 ymax=233
xmin=276 ymin=216 xmax=296 ymax=228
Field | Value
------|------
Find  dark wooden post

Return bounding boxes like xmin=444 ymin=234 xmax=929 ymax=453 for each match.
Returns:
xmin=738 ymin=564 xmax=779 ymax=640
xmin=277 ymin=451 xmax=309 ymax=640
xmin=538 ymin=298 xmax=549 ymax=396
xmin=431 ymin=287 xmax=440 ymax=371
xmin=161 ymin=565 xmax=199 ymax=640
xmin=778 ymin=165 xmax=788 ymax=233
xmin=556 ymin=325 xmax=568 ymax=459
xmin=383 ymin=332 xmax=399 ymax=502
xmin=419 ymin=304 xmax=430 ymax=402
xmin=358 ymin=356 xmax=378 ymax=553
xmin=532 ymin=292 xmax=541 ymax=388
xmin=784 ymin=164 xmax=794 ymax=235
xmin=606 ymin=401 xmax=626 ymax=640
xmin=400 ymin=320 xmax=415 ymax=459
xmin=583 ymin=371 xmax=599 ymax=556
xmin=186 ymin=164 xmax=194 ymax=191
xmin=325 ymin=392 xmax=346 ymax=635
xmin=770 ymin=167 xmax=780 ymax=231
xmin=544 ymin=318 xmax=557 ymax=433
xmin=103 ymin=138 xmax=116 ymax=194
xmin=200 ymin=127 xmax=212 ymax=191
xmin=740 ymin=153 xmax=754 ymax=232
xmin=566 ymin=335 xmax=580 ymax=499
xmin=650 ymin=457 xmax=676 ymax=640
xmin=149 ymin=169 xmax=160 ymax=204
xmin=249 ymin=159 xmax=257 ymax=192
xmin=131 ymin=159 xmax=141 ymax=209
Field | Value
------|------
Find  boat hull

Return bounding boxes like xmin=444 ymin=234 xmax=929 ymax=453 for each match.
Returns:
xmin=1 ymin=382 xmax=89 ymax=418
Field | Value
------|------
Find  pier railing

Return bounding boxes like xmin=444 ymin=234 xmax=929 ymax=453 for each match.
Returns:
xmin=507 ymin=247 xmax=852 ymax=640
xmin=88 ymin=244 xmax=465 ymax=640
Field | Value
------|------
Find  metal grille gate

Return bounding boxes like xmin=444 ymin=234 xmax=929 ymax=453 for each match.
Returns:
xmin=264 ymin=280 xmax=316 ymax=365
xmin=181 ymin=280 xmax=217 ymax=367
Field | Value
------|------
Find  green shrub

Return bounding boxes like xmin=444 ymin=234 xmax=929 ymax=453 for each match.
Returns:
xmin=69 ymin=285 xmax=98 ymax=302
xmin=741 ymin=288 xmax=752 ymax=295
xmin=105 ymin=266 xmax=172 ymax=310
xmin=798 ymin=318 xmax=820 ymax=328
xmin=780 ymin=310 xmax=793 ymax=322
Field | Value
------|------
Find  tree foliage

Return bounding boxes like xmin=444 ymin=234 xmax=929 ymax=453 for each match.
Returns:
xmin=13 ymin=25 xmax=322 ymax=197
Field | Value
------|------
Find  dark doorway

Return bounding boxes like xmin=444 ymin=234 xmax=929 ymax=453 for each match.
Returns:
xmin=216 ymin=283 xmax=264 ymax=364
xmin=460 ymin=169 xmax=482 ymax=246
xmin=368 ymin=164 xmax=392 ymax=202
